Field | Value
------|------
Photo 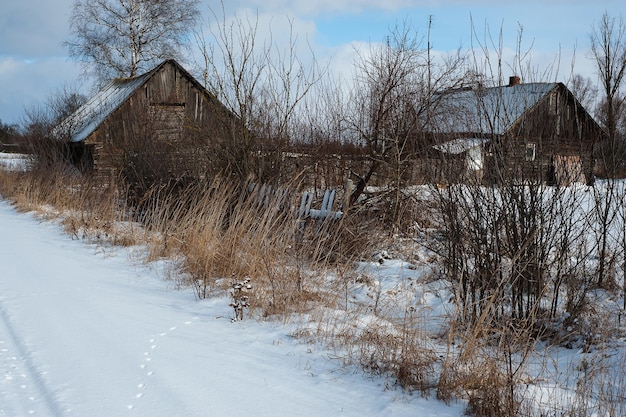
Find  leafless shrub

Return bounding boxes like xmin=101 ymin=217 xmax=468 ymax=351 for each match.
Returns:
xmin=196 ymin=2 xmax=322 ymax=183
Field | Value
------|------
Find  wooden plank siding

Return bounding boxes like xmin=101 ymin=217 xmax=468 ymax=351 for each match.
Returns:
xmin=477 ymin=84 xmax=602 ymax=185
xmin=69 ymin=60 xmax=236 ymax=182
xmin=503 ymin=84 xmax=599 ymax=184
xmin=62 ymin=64 xmax=605 ymax=188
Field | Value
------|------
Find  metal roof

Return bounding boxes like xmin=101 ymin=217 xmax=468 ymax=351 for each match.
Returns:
xmin=53 ymin=69 xmax=155 ymax=143
xmin=428 ymin=82 xmax=559 ymax=135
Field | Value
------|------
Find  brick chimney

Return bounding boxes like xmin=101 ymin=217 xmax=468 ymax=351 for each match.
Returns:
xmin=508 ymin=75 xmax=521 ymax=86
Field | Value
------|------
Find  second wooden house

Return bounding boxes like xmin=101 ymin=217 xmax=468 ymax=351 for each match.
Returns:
xmin=424 ymin=76 xmax=606 ymax=185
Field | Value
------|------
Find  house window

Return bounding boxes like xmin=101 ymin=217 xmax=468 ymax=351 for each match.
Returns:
xmin=525 ymin=143 xmax=536 ymax=161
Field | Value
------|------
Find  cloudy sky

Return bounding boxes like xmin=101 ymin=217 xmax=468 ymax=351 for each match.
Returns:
xmin=0 ymin=0 xmax=623 ymax=126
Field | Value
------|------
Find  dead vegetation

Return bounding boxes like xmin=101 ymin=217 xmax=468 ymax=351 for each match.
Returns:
xmin=3 ymin=145 xmax=626 ymax=416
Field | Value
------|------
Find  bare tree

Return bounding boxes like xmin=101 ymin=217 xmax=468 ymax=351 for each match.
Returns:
xmin=23 ymin=85 xmax=87 ymax=139
xmin=590 ymin=12 xmax=626 ymax=143
xmin=196 ymin=3 xmax=321 ymax=182
xmin=347 ymin=36 xmax=409 ymax=208
xmin=345 ymin=20 xmax=465 ymax=222
xmin=568 ymin=74 xmax=599 ymax=113
xmin=21 ymin=86 xmax=88 ymax=173
xmin=348 ymin=23 xmax=425 ymax=204
xmin=65 ymin=0 xmax=200 ymax=83
xmin=587 ymin=13 xmax=626 ymax=287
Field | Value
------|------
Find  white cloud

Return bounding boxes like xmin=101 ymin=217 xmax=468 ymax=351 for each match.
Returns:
xmin=0 ymin=0 xmax=615 ymax=125
xmin=221 ymin=0 xmax=619 ymax=17
xmin=224 ymin=0 xmax=437 ymax=16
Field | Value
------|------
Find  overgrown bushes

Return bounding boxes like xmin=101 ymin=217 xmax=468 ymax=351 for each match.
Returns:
xmin=4 ymin=150 xmax=626 ymax=415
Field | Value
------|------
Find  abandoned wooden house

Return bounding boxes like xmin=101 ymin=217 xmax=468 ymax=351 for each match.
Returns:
xmin=53 ymin=59 xmax=238 ymax=182
xmin=422 ymin=76 xmax=606 ymax=185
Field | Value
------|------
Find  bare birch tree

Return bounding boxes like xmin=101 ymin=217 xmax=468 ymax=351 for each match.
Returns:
xmin=65 ymin=0 xmax=200 ymax=84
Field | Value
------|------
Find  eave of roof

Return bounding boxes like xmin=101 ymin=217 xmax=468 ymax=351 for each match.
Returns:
xmin=433 ymin=137 xmax=489 ymax=154
xmin=53 ymin=63 xmax=166 ymax=143
xmin=427 ymin=82 xmax=559 ymax=136
xmin=54 ymin=59 xmax=231 ymax=143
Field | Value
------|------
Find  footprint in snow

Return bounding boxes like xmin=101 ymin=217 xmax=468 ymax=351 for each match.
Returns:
xmin=128 ymin=316 xmax=201 ymax=411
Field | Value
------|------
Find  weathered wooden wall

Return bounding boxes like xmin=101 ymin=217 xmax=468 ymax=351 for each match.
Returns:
xmin=78 ymin=61 xmax=233 ymax=182
xmin=487 ymin=84 xmax=600 ymax=184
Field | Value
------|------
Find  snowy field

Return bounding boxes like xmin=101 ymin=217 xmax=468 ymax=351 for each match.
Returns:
xmin=0 ymin=200 xmax=463 ymax=417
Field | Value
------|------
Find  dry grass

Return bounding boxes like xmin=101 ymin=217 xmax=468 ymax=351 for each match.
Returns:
xmin=137 ymin=178 xmax=376 ymax=321
xmin=437 ymin=341 xmax=524 ymax=417
xmin=0 ymin=158 xmax=377 ymax=323
xmin=0 ymin=162 xmax=142 ymax=247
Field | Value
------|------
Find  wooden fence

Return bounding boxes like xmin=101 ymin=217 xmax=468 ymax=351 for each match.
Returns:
xmin=247 ymin=183 xmax=344 ymax=233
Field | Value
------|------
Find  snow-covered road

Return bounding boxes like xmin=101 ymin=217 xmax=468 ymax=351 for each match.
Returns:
xmin=0 ymin=200 xmax=461 ymax=416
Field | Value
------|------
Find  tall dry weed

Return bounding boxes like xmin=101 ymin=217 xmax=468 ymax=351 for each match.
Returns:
xmin=141 ymin=178 xmax=365 ymax=320
xmin=0 ymin=157 xmax=138 ymax=247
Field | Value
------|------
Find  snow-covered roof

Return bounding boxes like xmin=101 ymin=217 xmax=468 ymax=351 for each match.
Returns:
xmin=432 ymin=137 xmax=489 ymax=154
xmin=428 ymin=82 xmax=558 ymax=135
xmin=53 ymin=69 xmax=155 ymax=143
